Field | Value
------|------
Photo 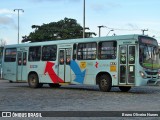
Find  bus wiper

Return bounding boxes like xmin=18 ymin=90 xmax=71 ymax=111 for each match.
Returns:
xmin=145 ymin=45 xmax=154 ymax=70
xmin=145 ymin=45 xmax=150 ymax=58
xmin=152 ymin=47 xmax=154 ymax=70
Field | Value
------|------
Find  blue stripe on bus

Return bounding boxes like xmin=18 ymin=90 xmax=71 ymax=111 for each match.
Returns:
xmin=70 ymin=60 xmax=86 ymax=84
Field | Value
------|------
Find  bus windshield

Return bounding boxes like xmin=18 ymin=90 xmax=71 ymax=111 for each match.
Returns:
xmin=139 ymin=37 xmax=159 ymax=69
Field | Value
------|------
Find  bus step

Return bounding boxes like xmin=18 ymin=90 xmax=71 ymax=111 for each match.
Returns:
xmin=59 ymin=83 xmax=70 ymax=86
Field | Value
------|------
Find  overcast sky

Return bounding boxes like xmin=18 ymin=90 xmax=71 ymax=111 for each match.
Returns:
xmin=0 ymin=0 xmax=160 ymax=45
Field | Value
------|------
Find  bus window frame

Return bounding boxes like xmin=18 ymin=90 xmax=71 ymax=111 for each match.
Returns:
xmin=77 ymin=42 xmax=97 ymax=60
xmin=28 ymin=46 xmax=41 ymax=62
xmin=73 ymin=43 xmax=77 ymax=60
xmin=98 ymin=41 xmax=117 ymax=60
xmin=42 ymin=45 xmax=57 ymax=61
xmin=4 ymin=48 xmax=17 ymax=62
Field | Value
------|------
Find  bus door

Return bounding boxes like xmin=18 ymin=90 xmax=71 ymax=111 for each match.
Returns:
xmin=58 ymin=48 xmax=72 ymax=82
xmin=119 ymin=45 xmax=136 ymax=85
xmin=17 ymin=49 xmax=27 ymax=81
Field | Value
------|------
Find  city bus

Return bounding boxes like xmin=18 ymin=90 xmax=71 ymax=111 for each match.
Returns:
xmin=158 ymin=46 xmax=160 ymax=79
xmin=2 ymin=34 xmax=160 ymax=92
xmin=0 ymin=47 xmax=4 ymax=78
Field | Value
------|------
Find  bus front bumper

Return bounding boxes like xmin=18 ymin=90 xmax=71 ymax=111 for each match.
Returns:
xmin=147 ymin=79 xmax=160 ymax=86
xmin=155 ymin=79 xmax=160 ymax=86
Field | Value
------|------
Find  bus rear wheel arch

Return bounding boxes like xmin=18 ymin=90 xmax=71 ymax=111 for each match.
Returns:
xmin=28 ymin=73 xmax=43 ymax=88
xmin=97 ymin=73 xmax=112 ymax=92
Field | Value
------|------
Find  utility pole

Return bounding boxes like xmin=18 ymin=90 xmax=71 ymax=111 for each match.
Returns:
xmin=83 ymin=0 xmax=85 ymax=38
xmin=141 ymin=29 xmax=148 ymax=35
xmin=14 ymin=9 xmax=24 ymax=44
xmin=97 ymin=25 xmax=105 ymax=37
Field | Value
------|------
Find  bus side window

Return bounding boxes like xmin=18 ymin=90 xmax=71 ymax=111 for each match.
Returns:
xmin=23 ymin=52 xmax=27 ymax=65
xmin=129 ymin=46 xmax=135 ymax=64
xmin=77 ymin=42 xmax=97 ymax=60
xmin=73 ymin=43 xmax=77 ymax=60
xmin=66 ymin=49 xmax=71 ymax=65
xmin=98 ymin=41 xmax=117 ymax=59
xmin=18 ymin=52 xmax=22 ymax=65
xmin=28 ymin=46 xmax=41 ymax=61
xmin=59 ymin=50 xmax=64 ymax=65
xmin=42 ymin=45 xmax=57 ymax=61
xmin=4 ymin=48 xmax=16 ymax=62
xmin=120 ymin=46 xmax=126 ymax=64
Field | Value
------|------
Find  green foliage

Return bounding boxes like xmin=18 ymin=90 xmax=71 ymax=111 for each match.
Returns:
xmin=22 ymin=17 xmax=92 ymax=42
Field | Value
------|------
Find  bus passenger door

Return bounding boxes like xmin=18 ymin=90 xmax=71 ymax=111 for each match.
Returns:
xmin=119 ymin=45 xmax=136 ymax=85
xmin=17 ymin=51 xmax=27 ymax=81
xmin=58 ymin=48 xmax=72 ymax=83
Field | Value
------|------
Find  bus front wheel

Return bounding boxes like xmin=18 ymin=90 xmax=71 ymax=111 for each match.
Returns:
xmin=28 ymin=74 xmax=43 ymax=88
xmin=119 ymin=86 xmax=131 ymax=92
xmin=99 ymin=74 xmax=112 ymax=92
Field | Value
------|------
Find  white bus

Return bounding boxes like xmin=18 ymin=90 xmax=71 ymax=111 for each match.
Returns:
xmin=158 ymin=46 xmax=160 ymax=79
xmin=2 ymin=34 xmax=160 ymax=92
xmin=0 ymin=47 xmax=3 ymax=78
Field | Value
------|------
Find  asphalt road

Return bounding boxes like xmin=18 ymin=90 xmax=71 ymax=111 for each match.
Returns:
xmin=0 ymin=79 xmax=160 ymax=119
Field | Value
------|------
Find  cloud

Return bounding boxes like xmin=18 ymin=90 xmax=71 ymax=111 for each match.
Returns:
xmin=0 ymin=16 xmax=17 ymax=29
xmin=40 ymin=0 xmax=56 ymax=1
xmin=0 ymin=9 xmax=15 ymax=15
xmin=90 ymin=3 xmax=105 ymax=12
xmin=90 ymin=1 xmax=122 ymax=13
xmin=31 ymin=0 xmax=80 ymax=3
xmin=0 ymin=9 xmax=19 ymax=29
xmin=126 ymin=23 xmax=139 ymax=30
xmin=107 ymin=2 xmax=122 ymax=8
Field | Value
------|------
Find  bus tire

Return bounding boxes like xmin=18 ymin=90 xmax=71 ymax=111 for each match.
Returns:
xmin=28 ymin=73 xmax=41 ymax=88
xmin=99 ymin=74 xmax=112 ymax=92
xmin=49 ymin=83 xmax=61 ymax=88
xmin=119 ymin=86 xmax=131 ymax=92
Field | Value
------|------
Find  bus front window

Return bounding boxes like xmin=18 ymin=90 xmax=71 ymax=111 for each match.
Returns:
xmin=139 ymin=45 xmax=159 ymax=69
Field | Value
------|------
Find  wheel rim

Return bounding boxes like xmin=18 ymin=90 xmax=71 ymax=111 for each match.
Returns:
xmin=101 ymin=78 xmax=107 ymax=87
xmin=30 ymin=76 xmax=36 ymax=86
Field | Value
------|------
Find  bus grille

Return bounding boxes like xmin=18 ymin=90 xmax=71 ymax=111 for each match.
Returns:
xmin=145 ymin=71 xmax=158 ymax=75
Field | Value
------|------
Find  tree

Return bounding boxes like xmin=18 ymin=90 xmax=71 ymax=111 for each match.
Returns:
xmin=22 ymin=17 xmax=96 ymax=42
xmin=0 ymin=39 xmax=6 ymax=64
xmin=0 ymin=39 xmax=6 ymax=47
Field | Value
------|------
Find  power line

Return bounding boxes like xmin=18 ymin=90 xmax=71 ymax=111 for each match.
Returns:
xmin=105 ymin=26 xmax=141 ymax=31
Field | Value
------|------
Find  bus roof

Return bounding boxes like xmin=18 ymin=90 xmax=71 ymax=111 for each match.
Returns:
xmin=4 ymin=34 xmax=155 ymax=48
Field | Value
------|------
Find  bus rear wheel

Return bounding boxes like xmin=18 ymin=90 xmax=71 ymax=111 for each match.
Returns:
xmin=99 ymin=74 xmax=112 ymax=92
xmin=119 ymin=86 xmax=131 ymax=92
xmin=49 ymin=83 xmax=61 ymax=88
xmin=28 ymin=74 xmax=42 ymax=88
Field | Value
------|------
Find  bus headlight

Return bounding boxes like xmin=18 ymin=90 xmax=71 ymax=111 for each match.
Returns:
xmin=139 ymin=71 xmax=146 ymax=78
